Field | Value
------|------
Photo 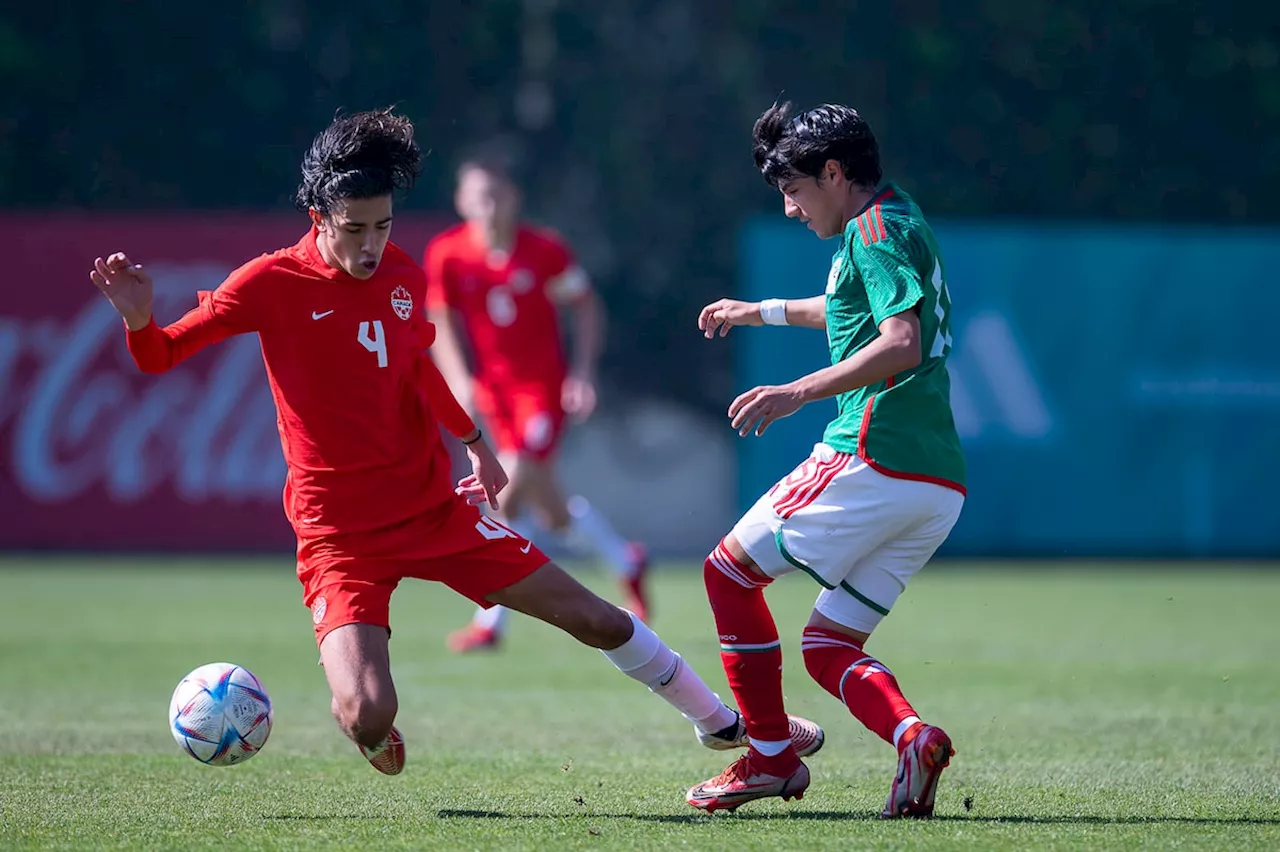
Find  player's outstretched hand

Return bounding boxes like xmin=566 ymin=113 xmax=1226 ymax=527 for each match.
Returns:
xmin=699 ymin=298 xmax=763 ymax=339
xmin=729 ymin=384 xmax=804 ymax=437
xmin=562 ymin=373 xmax=597 ymax=422
xmin=456 ymin=436 xmax=509 ymax=510
xmin=89 ymin=252 xmax=155 ymax=331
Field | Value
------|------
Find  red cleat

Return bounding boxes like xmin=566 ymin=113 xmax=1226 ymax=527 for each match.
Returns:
xmin=446 ymin=623 xmax=500 ymax=654
xmin=621 ymin=542 xmax=651 ymax=623
xmin=880 ymin=724 xmax=954 ymax=818
xmin=687 ymin=751 xmax=810 ymax=813
xmin=358 ymin=726 xmax=405 ymax=775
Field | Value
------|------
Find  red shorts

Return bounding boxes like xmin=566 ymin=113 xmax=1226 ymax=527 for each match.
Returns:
xmin=296 ymin=495 xmax=548 ymax=647
xmin=474 ymin=382 xmax=565 ymax=460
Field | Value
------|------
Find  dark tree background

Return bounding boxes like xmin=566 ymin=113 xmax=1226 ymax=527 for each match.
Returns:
xmin=3 ymin=1 xmax=1275 ymax=410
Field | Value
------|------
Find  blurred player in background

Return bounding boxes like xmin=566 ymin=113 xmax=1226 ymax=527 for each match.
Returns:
xmin=686 ymin=102 xmax=966 ymax=816
xmin=88 ymin=108 xmax=820 ymax=781
xmin=424 ymin=145 xmax=650 ymax=653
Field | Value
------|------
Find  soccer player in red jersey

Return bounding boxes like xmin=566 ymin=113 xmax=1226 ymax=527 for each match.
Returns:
xmin=424 ymin=145 xmax=650 ymax=653
xmin=88 ymin=109 xmax=821 ymax=778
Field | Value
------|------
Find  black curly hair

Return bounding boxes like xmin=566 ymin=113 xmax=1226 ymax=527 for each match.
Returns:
xmin=752 ymin=101 xmax=881 ymax=189
xmin=295 ymin=108 xmax=422 ymax=214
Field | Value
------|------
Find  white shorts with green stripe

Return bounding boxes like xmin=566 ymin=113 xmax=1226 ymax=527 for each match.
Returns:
xmin=732 ymin=443 xmax=964 ymax=633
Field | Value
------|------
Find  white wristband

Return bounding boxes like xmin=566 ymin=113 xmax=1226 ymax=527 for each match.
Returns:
xmin=759 ymin=298 xmax=788 ymax=326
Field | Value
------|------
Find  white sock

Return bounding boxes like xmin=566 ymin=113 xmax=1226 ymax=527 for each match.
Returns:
xmin=473 ymin=604 xmax=510 ymax=632
xmin=601 ymin=611 xmax=737 ymax=733
xmin=892 ymin=715 xmax=922 ymax=749
xmin=567 ymin=496 xmax=636 ymax=578
xmin=749 ymin=737 xmax=792 ymax=756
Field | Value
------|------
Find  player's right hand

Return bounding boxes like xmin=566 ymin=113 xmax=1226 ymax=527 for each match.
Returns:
xmin=89 ymin=252 xmax=154 ymax=331
xmin=456 ymin=436 xmax=509 ymax=511
xmin=699 ymin=298 xmax=764 ymax=338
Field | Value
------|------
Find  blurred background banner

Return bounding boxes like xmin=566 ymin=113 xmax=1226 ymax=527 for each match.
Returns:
xmin=0 ymin=216 xmax=453 ymax=549
xmin=739 ymin=220 xmax=1280 ymax=557
xmin=0 ymin=215 xmax=735 ymax=552
xmin=1 ymin=2 xmax=1277 ymax=557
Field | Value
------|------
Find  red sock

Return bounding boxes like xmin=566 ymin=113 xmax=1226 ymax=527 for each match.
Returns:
xmin=704 ymin=542 xmax=796 ymax=772
xmin=802 ymin=627 xmax=923 ymax=753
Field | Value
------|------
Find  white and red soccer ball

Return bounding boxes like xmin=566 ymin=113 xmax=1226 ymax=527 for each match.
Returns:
xmin=169 ymin=662 xmax=273 ymax=766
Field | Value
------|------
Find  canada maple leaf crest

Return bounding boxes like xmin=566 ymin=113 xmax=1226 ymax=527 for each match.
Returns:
xmin=390 ymin=285 xmax=414 ymax=320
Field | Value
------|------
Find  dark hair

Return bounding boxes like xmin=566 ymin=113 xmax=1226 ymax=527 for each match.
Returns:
xmin=456 ymin=136 xmax=523 ymax=186
xmin=752 ymin=100 xmax=881 ymax=189
xmin=295 ymin=108 xmax=422 ymax=214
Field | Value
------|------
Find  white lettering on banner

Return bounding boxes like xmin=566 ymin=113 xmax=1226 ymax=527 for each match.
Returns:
xmin=7 ymin=263 xmax=286 ymax=504
xmin=947 ymin=311 xmax=1053 ymax=441
xmin=0 ymin=319 xmax=24 ymax=428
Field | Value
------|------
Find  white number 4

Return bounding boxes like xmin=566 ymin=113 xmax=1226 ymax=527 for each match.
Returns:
xmin=357 ymin=320 xmax=387 ymax=368
xmin=475 ymin=516 xmax=517 ymax=540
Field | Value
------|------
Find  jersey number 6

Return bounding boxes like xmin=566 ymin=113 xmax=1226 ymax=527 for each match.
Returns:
xmin=358 ymin=320 xmax=388 ymax=368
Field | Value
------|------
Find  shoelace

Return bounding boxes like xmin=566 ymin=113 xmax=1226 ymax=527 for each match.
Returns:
xmin=710 ymin=754 xmax=756 ymax=786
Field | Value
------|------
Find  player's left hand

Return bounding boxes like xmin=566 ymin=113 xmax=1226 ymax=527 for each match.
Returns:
xmin=457 ymin=437 xmax=509 ymax=510
xmin=562 ymin=373 xmax=597 ymax=422
xmin=729 ymin=384 xmax=805 ymax=437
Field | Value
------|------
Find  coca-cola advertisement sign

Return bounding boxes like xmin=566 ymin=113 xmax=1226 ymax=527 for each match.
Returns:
xmin=1 ymin=213 xmax=446 ymax=549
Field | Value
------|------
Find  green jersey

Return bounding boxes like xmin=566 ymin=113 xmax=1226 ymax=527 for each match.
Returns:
xmin=821 ymin=183 xmax=966 ymax=492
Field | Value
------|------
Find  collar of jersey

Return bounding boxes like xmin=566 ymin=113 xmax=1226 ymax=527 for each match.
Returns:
xmin=853 ymin=182 xmax=897 ymax=219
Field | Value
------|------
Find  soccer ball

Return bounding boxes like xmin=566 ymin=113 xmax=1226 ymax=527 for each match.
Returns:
xmin=169 ymin=662 xmax=273 ymax=766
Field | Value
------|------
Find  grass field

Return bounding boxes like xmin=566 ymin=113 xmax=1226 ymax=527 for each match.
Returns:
xmin=1 ymin=557 xmax=1278 ymax=851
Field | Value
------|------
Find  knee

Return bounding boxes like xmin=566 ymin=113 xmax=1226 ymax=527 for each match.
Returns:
xmin=800 ymin=623 xmax=867 ymax=685
xmin=704 ymin=541 xmax=768 ymax=592
xmin=331 ymin=690 xmax=397 ymax=748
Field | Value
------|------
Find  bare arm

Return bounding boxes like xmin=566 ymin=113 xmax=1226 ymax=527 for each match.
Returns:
xmin=790 ymin=310 xmax=920 ymax=402
xmin=567 ymin=289 xmax=604 ymax=380
xmin=549 ymin=266 xmax=604 ymax=420
xmin=728 ymin=310 xmax=922 ymax=437
xmin=698 ymin=295 xmax=827 ymax=337
xmin=778 ymin=296 xmax=828 ymax=330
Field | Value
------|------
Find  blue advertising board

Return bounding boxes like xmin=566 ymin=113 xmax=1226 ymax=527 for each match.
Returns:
xmin=737 ymin=220 xmax=1280 ymax=557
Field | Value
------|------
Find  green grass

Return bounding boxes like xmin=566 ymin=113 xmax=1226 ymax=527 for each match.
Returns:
xmin=1 ymin=558 xmax=1278 ymax=850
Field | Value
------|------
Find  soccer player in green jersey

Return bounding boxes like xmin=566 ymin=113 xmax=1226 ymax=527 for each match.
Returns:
xmin=686 ymin=101 xmax=967 ymax=816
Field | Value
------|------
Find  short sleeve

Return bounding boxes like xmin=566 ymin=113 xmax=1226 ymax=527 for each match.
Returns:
xmin=851 ymin=233 xmax=925 ymax=326
xmin=540 ymin=234 xmax=591 ymax=302
xmin=423 ymin=239 xmax=453 ymax=311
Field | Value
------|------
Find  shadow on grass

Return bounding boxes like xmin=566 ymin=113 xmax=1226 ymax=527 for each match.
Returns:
xmin=261 ymin=814 xmax=386 ymax=821
xmin=438 ymin=808 xmax=1280 ymax=826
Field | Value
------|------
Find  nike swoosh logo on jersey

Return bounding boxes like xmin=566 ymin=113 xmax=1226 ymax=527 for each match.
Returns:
xmin=519 ymin=541 xmax=532 ymax=554
xmin=312 ymin=310 xmax=335 ymax=320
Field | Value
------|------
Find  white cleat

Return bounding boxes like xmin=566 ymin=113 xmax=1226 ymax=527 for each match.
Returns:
xmin=696 ymin=712 xmax=825 ymax=758
xmin=880 ymin=724 xmax=953 ymax=818
xmin=358 ymin=726 xmax=406 ymax=776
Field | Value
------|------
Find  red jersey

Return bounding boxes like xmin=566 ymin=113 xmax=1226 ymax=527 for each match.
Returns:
xmin=423 ymin=223 xmax=589 ymax=390
xmin=126 ymin=228 xmax=475 ymax=538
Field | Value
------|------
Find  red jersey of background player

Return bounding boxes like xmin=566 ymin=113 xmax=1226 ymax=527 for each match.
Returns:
xmin=126 ymin=227 xmax=475 ymax=538
xmin=423 ymin=223 xmax=588 ymax=394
